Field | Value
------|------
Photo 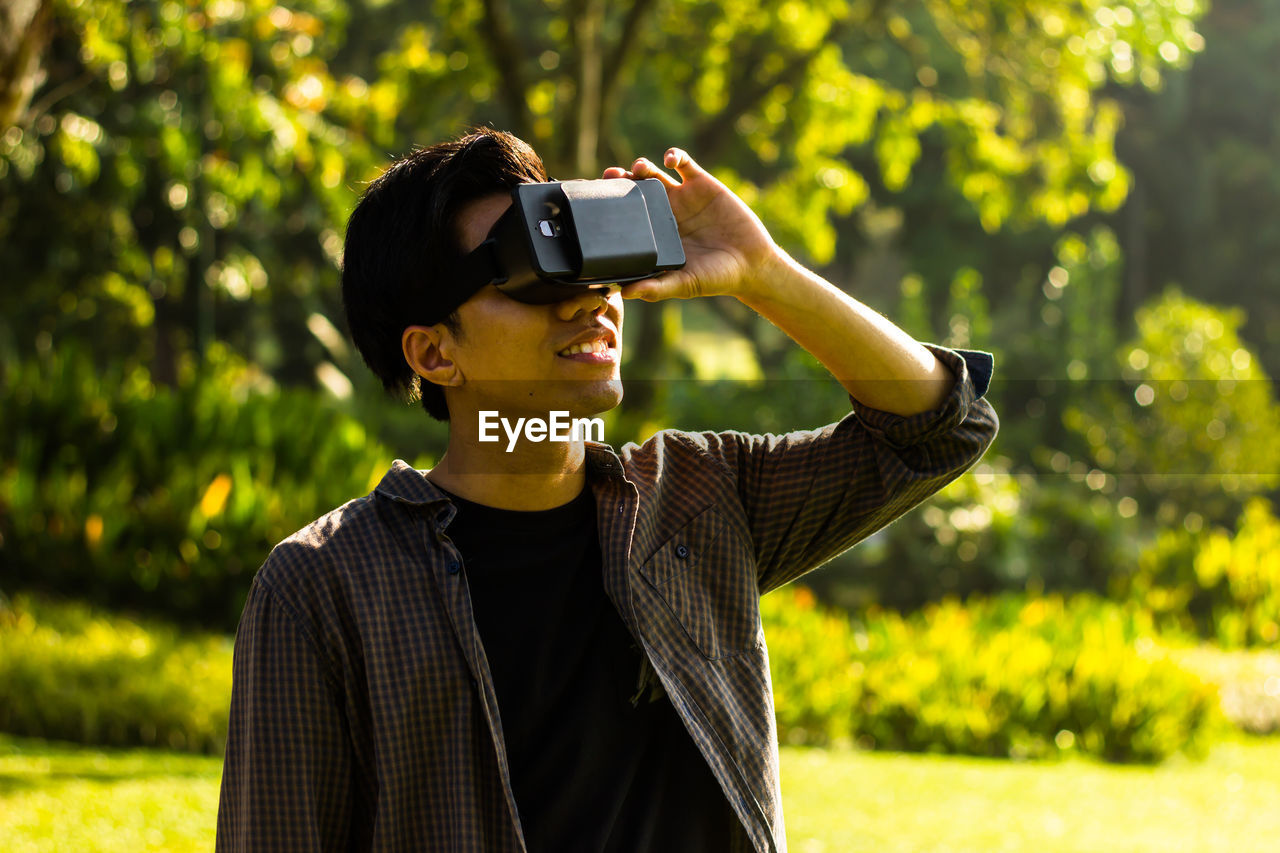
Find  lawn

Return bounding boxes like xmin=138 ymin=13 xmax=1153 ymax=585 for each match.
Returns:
xmin=781 ymin=735 xmax=1280 ymax=852
xmin=0 ymin=737 xmax=221 ymax=852
xmin=3 ymin=735 xmax=1279 ymax=852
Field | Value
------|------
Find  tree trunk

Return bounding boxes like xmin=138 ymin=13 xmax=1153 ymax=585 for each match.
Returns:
xmin=571 ymin=0 xmax=604 ymax=176
xmin=0 ymin=0 xmax=50 ymax=130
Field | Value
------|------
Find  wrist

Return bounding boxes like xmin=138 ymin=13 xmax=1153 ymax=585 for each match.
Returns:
xmin=735 ymin=246 xmax=802 ymax=309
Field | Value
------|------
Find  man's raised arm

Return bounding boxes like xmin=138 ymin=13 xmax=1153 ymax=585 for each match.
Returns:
xmin=605 ymin=148 xmax=955 ymax=417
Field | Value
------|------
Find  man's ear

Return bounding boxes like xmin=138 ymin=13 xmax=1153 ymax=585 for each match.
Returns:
xmin=402 ymin=324 xmax=464 ymax=388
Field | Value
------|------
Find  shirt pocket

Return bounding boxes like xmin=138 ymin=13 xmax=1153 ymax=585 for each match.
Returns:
xmin=639 ymin=505 xmax=763 ymax=660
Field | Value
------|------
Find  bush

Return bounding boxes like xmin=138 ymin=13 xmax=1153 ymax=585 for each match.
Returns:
xmin=759 ymin=585 xmax=863 ymax=746
xmin=1073 ymin=287 xmax=1280 ymax=527
xmin=1124 ymin=499 xmax=1280 ymax=648
xmin=762 ymin=588 xmax=1219 ymax=763
xmin=0 ymin=594 xmax=232 ymax=753
xmin=805 ymin=457 xmax=1140 ymax=612
xmin=0 ymin=346 xmax=421 ymax=629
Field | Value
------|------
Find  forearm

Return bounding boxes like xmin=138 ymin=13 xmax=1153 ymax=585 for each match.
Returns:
xmin=737 ymin=250 xmax=954 ymax=417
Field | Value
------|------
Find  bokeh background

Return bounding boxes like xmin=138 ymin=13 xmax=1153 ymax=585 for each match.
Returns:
xmin=2 ymin=0 xmax=1279 ymax=849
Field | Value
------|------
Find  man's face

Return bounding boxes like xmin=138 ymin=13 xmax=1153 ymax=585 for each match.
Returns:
xmin=444 ymin=193 xmax=625 ymax=420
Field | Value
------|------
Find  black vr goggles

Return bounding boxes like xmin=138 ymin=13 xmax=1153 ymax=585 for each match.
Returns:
xmin=451 ymin=177 xmax=686 ymax=307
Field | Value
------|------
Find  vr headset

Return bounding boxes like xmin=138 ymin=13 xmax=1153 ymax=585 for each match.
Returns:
xmin=453 ymin=178 xmax=686 ymax=305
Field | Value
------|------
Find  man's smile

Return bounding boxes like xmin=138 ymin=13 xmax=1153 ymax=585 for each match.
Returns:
xmin=554 ymin=323 xmax=619 ymax=363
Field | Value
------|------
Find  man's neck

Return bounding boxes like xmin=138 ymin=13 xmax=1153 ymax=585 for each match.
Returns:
xmin=426 ymin=409 xmax=590 ymax=510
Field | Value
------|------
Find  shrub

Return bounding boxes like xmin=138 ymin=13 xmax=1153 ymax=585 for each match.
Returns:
xmin=805 ymin=458 xmax=1140 ymax=612
xmin=1124 ymin=499 xmax=1280 ymax=648
xmin=762 ymin=588 xmax=1219 ymax=763
xmin=0 ymin=594 xmax=232 ymax=753
xmin=856 ymin=596 xmax=1217 ymax=763
xmin=759 ymin=585 xmax=862 ymax=746
xmin=0 ymin=346 xmax=421 ymax=629
xmin=1073 ymin=287 xmax=1280 ymax=527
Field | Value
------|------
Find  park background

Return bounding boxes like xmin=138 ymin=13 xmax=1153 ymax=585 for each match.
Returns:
xmin=2 ymin=0 xmax=1279 ymax=849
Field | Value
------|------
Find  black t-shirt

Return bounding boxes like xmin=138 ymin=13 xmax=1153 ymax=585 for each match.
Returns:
xmin=441 ymin=485 xmax=739 ymax=852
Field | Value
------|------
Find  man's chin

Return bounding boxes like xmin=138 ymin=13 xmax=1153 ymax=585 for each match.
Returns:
xmin=568 ymin=379 xmax=624 ymax=419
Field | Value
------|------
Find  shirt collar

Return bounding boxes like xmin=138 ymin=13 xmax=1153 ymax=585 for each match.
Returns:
xmin=373 ymin=460 xmax=450 ymax=506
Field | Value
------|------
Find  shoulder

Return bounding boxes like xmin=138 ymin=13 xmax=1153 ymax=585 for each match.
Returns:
xmin=249 ymin=493 xmax=383 ymax=615
xmin=255 ymin=461 xmax=438 ymax=598
xmin=616 ymin=423 xmax=839 ymax=480
xmin=259 ymin=493 xmax=377 ymax=579
xmin=615 ymin=428 xmax=739 ymax=481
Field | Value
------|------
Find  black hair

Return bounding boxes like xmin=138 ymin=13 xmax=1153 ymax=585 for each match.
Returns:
xmin=341 ymin=128 xmax=549 ymax=421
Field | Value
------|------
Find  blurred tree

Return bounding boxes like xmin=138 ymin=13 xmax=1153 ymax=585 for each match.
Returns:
xmin=0 ymin=0 xmax=1208 ymax=418
xmin=0 ymin=0 xmax=52 ymax=129
xmin=0 ymin=0 xmax=387 ymax=390
xmin=370 ymin=0 xmax=1205 ymax=244
xmin=1111 ymin=0 xmax=1280 ymax=382
xmin=1073 ymin=286 xmax=1280 ymax=527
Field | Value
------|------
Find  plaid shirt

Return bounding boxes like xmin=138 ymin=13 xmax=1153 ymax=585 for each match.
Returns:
xmin=216 ymin=345 xmax=997 ymax=853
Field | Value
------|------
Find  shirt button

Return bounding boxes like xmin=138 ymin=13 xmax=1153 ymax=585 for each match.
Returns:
xmin=675 ymin=544 xmax=689 ymax=559
xmin=447 ymin=561 xmax=461 ymax=574
xmin=618 ymin=503 xmax=624 ymax=513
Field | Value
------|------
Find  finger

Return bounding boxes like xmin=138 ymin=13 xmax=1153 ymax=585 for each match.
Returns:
xmin=630 ymin=157 xmax=680 ymax=189
xmin=663 ymin=148 xmax=708 ymax=183
xmin=601 ymin=166 xmax=629 ymax=179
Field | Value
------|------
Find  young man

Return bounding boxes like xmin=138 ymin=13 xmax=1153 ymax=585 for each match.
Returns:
xmin=216 ymin=129 xmax=998 ymax=852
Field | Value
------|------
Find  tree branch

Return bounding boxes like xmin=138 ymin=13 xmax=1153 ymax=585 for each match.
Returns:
xmin=692 ymin=32 xmax=841 ymax=162
xmin=555 ymin=0 xmax=590 ymax=171
xmin=599 ymin=0 xmax=659 ymax=105
xmin=572 ymin=0 xmax=605 ymax=174
xmin=692 ymin=0 xmax=890 ymax=162
xmin=477 ymin=0 xmax=532 ymax=139
xmin=595 ymin=0 xmax=660 ymax=163
xmin=1 ymin=0 xmax=52 ymax=129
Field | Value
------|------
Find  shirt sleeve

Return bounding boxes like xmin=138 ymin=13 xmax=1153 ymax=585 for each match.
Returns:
xmin=216 ymin=579 xmax=360 ymax=852
xmin=690 ymin=345 xmax=999 ymax=595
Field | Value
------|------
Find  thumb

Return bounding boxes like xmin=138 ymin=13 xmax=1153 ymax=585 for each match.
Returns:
xmin=619 ymin=270 xmax=693 ymax=302
xmin=618 ymin=278 xmax=666 ymax=302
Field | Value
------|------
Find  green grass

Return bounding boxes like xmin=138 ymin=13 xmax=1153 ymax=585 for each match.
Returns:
xmin=781 ymin=734 xmax=1280 ymax=852
xmin=3 ymin=734 xmax=1280 ymax=851
xmin=0 ymin=737 xmax=222 ymax=852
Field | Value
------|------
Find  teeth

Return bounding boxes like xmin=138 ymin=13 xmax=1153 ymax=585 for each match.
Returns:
xmin=558 ymin=340 xmax=609 ymax=356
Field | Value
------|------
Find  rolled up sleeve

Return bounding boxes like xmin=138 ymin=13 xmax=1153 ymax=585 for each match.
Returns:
xmin=680 ymin=344 xmax=998 ymax=594
xmin=846 ymin=346 xmax=995 ymax=448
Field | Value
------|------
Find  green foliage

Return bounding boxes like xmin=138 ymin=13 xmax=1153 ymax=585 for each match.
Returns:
xmin=0 ymin=595 xmax=232 ymax=753
xmin=0 ymin=0 xmax=1209 ymax=407
xmin=854 ymin=596 xmax=1217 ymax=763
xmin=963 ymin=224 xmax=1124 ymax=467
xmin=1112 ymin=0 xmax=1280 ymax=383
xmin=762 ymin=588 xmax=1219 ymax=763
xmin=807 ymin=455 xmax=1139 ymax=612
xmin=1124 ymin=499 xmax=1280 ymax=650
xmin=761 ymin=586 xmax=863 ymax=746
xmin=0 ymin=346 xmax=410 ymax=628
xmin=0 ymin=0 xmax=382 ymax=386
xmin=1074 ymin=287 xmax=1280 ymax=525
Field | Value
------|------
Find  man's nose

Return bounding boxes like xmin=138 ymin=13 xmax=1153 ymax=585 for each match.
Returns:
xmin=555 ymin=286 xmax=615 ymax=321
